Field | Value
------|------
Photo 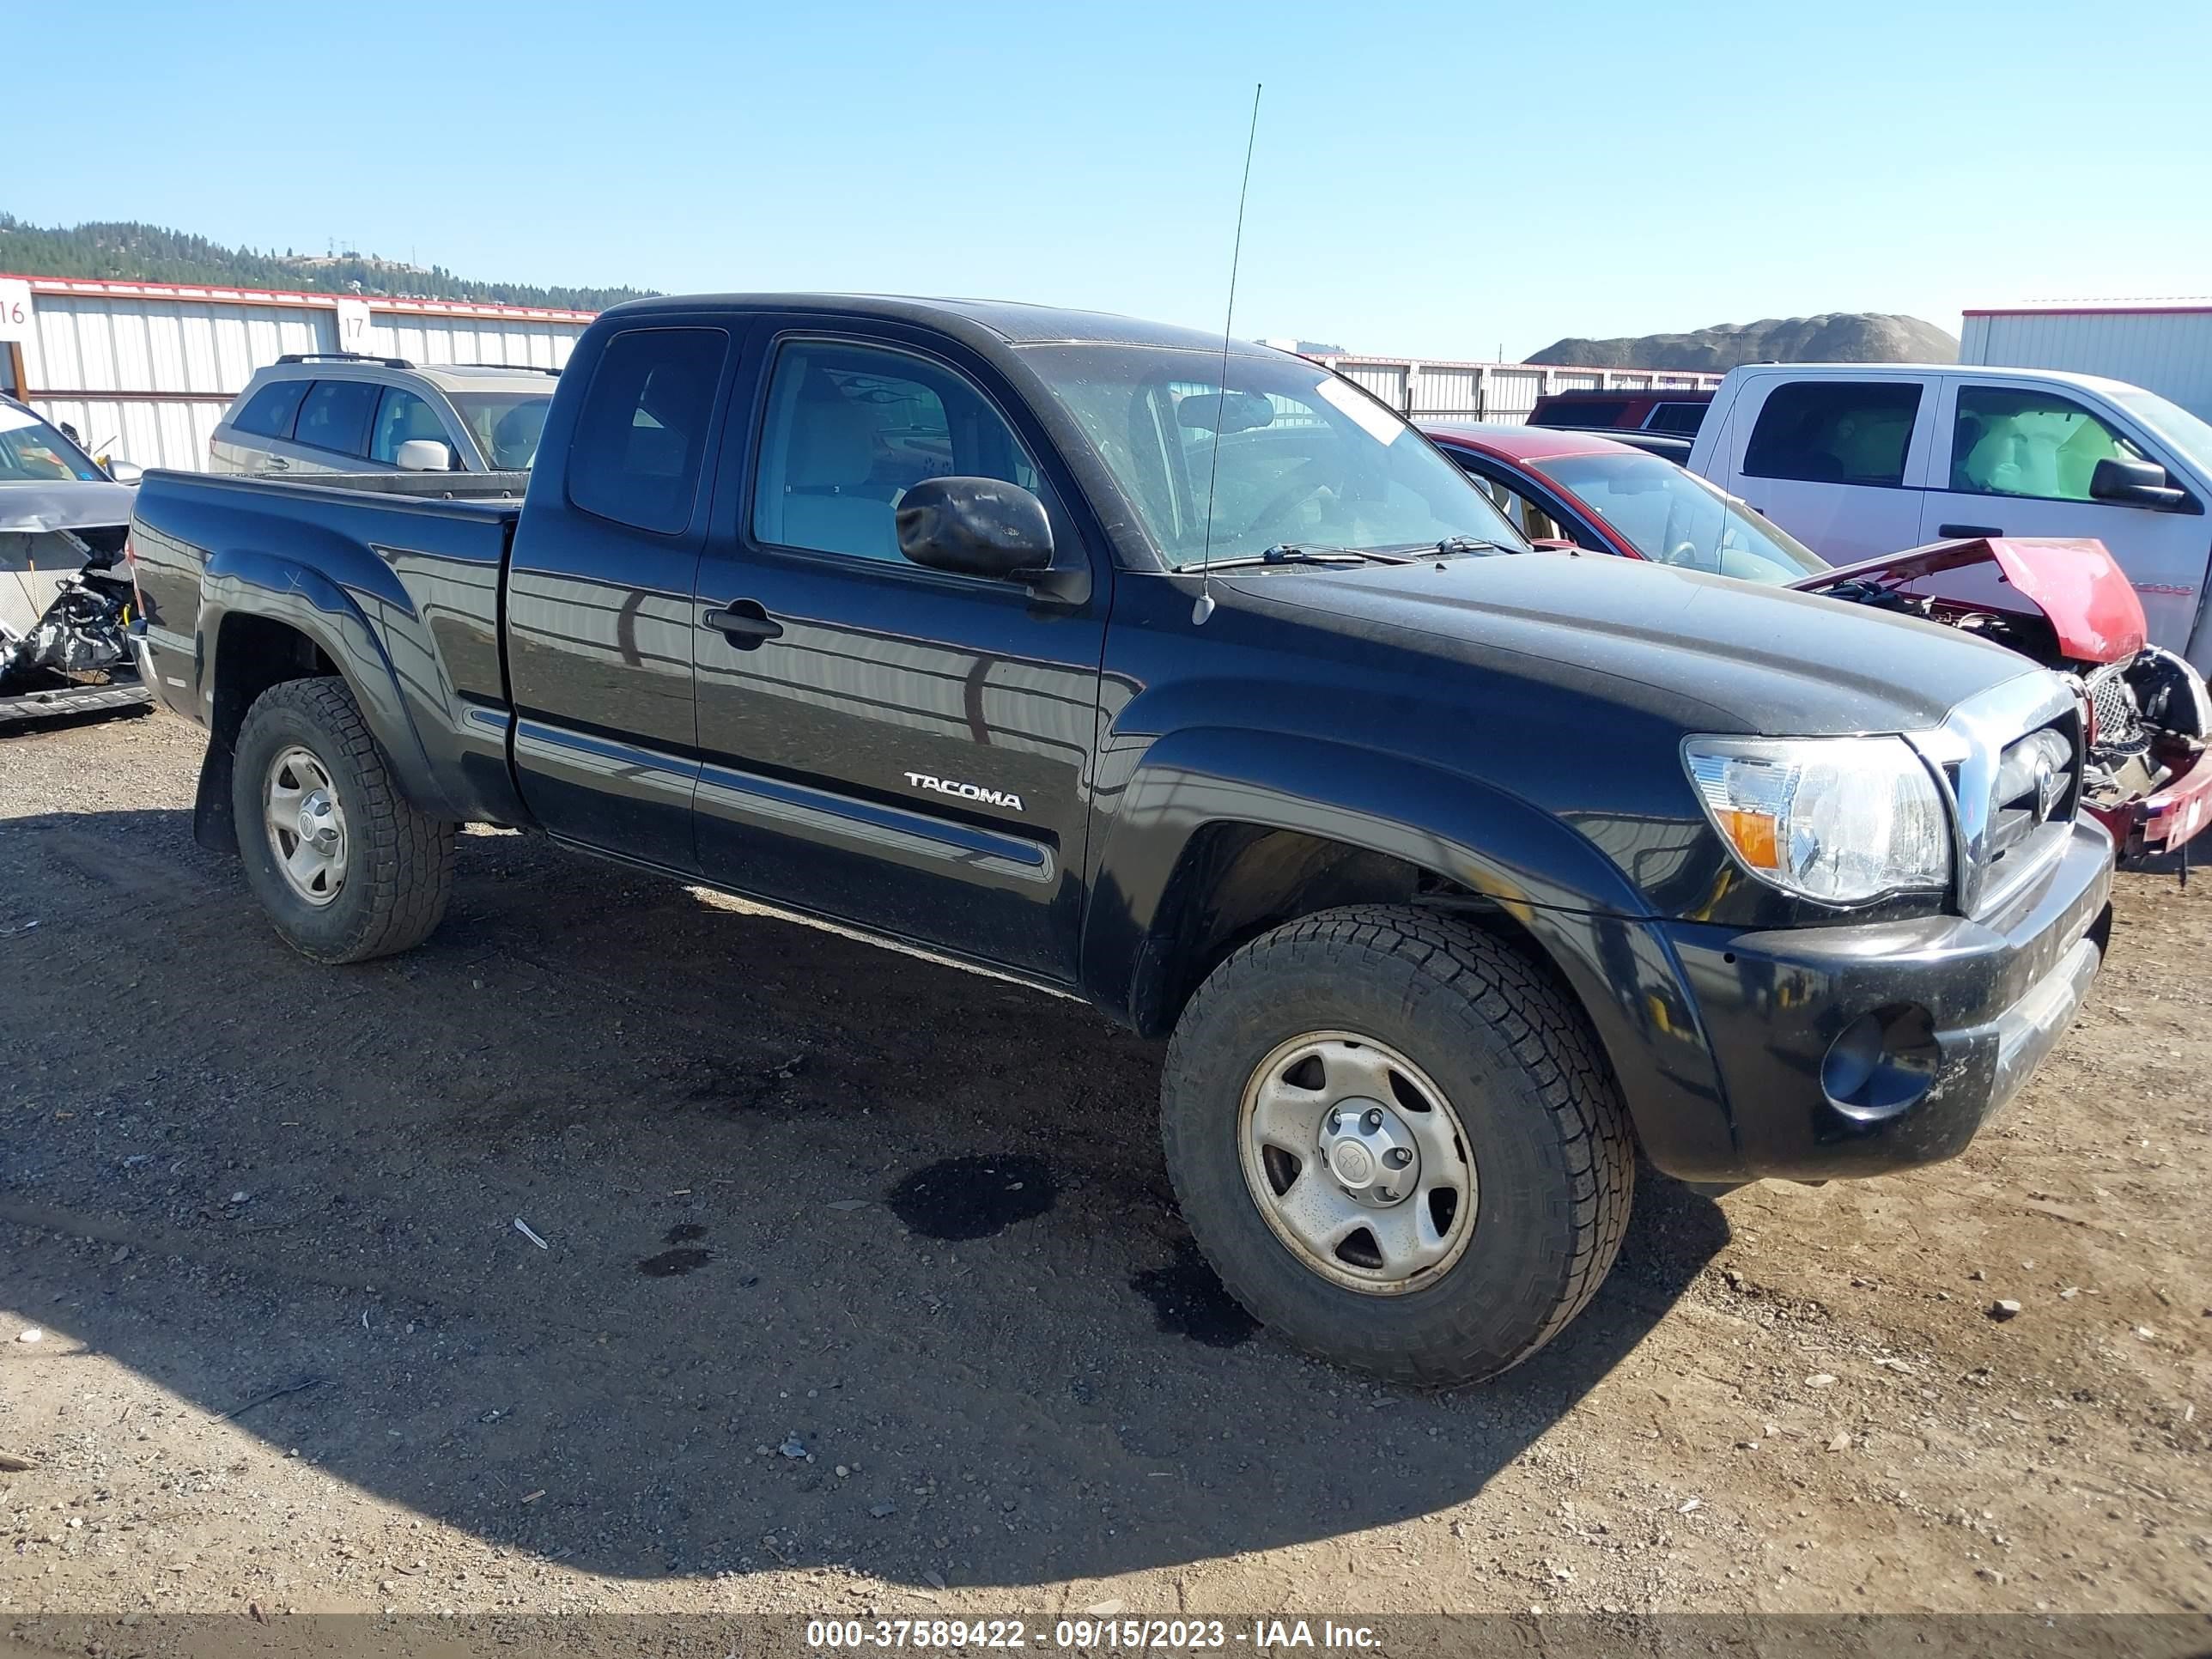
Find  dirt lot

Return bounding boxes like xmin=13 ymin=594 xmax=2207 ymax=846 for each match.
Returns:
xmin=2 ymin=708 xmax=2208 ymax=1621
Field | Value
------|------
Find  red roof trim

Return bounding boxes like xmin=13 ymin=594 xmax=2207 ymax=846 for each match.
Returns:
xmin=1966 ymin=302 xmax=2212 ymax=319
xmin=0 ymin=270 xmax=598 ymax=323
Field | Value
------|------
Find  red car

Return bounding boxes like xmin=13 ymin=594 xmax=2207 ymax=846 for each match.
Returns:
xmin=1424 ymin=422 xmax=2212 ymax=864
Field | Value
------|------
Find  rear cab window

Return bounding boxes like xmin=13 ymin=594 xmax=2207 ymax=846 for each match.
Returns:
xmin=1644 ymin=401 xmax=1707 ymax=435
xmin=1742 ymin=380 xmax=1923 ymax=487
xmin=230 ymin=379 xmax=310 ymax=441
xmin=1535 ymin=397 xmax=1630 ymax=429
xmin=566 ymin=327 xmax=731 ymax=535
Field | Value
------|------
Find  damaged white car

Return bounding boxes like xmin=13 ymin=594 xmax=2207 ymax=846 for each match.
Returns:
xmin=0 ymin=396 xmax=149 ymax=726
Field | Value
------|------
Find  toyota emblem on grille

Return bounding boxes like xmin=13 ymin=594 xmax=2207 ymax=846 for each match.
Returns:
xmin=2034 ymin=755 xmax=2066 ymax=822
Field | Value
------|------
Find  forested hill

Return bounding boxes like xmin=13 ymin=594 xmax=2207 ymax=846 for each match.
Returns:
xmin=0 ymin=214 xmax=652 ymax=312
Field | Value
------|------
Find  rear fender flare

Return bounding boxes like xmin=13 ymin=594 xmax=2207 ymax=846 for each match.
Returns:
xmin=195 ymin=549 xmax=460 ymax=821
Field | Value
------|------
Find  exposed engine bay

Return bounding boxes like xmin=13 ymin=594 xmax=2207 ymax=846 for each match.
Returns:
xmin=1 ymin=524 xmax=150 ymax=725
xmin=1799 ymin=538 xmax=2212 ymax=860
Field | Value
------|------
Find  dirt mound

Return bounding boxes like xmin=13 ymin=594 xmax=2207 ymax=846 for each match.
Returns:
xmin=1532 ymin=313 xmax=1958 ymax=372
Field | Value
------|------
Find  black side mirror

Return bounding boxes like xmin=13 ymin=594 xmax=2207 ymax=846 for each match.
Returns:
xmin=896 ymin=477 xmax=1054 ymax=582
xmin=2090 ymin=455 xmax=2187 ymax=509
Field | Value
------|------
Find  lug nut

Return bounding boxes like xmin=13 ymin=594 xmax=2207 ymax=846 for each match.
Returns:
xmin=1378 ymin=1187 xmax=1397 ymax=1202
xmin=1326 ymin=1112 xmax=1340 ymax=1133
xmin=1363 ymin=1109 xmax=1384 ymax=1131
xmin=1386 ymin=1146 xmax=1413 ymax=1168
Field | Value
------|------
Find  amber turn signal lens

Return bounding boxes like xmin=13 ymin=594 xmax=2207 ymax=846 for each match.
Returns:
xmin=1717 ymin=808 xmax=1780 ymax=870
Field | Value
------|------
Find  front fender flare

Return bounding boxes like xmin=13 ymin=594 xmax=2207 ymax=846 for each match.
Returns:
xmin=1082 ymin=726 xmax=1739 ymax=1177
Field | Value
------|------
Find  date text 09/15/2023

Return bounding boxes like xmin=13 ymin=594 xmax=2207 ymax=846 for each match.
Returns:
xmin=804 ymin=1619 xmax=1381 ymax=1650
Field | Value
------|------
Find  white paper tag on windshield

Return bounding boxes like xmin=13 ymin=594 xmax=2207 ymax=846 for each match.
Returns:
xmin=1314 ymin=375 xmax=1405 ymax=447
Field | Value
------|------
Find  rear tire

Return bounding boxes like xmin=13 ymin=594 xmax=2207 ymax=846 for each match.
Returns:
xmin=1159 ymin=905 xmax=1633 ymax=1386
xmin=230 ymin=676 xmax=454 ymax=963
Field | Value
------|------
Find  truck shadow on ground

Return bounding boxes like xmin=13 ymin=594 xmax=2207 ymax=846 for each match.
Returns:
xmin=1 ymin=808 xmax=1730 ymax=1590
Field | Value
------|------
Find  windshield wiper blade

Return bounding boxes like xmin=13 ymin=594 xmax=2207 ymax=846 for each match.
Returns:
xmin=1433 ymin=535 xmax=1516 ymax=556
xmin=1202 ymin=544 xmax=1371 ymax=570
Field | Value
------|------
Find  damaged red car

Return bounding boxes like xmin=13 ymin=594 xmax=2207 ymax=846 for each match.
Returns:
xmin=1424 ymin=422 xmax=2212 ymax=864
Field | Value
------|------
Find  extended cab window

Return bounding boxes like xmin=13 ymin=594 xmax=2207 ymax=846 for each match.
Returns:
xmin=1742 ymin=381 xmax=1921 ymax=487
xmin=568 ymin=327 xmax=729 ymax=535
xmin=1950 ymin=386 xmax=2146 ymax=502
xmin=292 ymin=380 xmax=380 ymax=457
xmin=752 ymin=341 xmax=1037 ymax=563
xmin=231 ymin=379 xmax=309 ymax=441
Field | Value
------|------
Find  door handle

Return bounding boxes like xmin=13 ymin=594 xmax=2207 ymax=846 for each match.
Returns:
xmin=1938 ymin=523 xmax=2002 ymax=538
xmin=264 ymin=457 xmax=290 ymax=471
xmin=702 ymin=599 xmax=783 ymax=648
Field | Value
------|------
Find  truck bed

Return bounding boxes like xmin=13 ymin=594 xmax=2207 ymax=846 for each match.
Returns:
xmin=127 ymin=466 xmax=531 ymax=827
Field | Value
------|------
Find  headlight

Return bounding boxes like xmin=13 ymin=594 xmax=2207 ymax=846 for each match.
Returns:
xmin=1684 ymin=736 xmax=1951 ymax=904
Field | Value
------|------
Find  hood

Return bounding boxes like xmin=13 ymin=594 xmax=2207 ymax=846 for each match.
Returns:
xmin=0 ymin=479 xmax=138 ymax=537
xmin=1792 ymin=537 xmax=2147 ymax=666
xmin=1237 ymin=550 xmax=2045 ymax=737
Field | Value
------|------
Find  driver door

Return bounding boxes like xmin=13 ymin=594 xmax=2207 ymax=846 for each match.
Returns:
xmin=688 ymin=324 xmax=1109 ymax=981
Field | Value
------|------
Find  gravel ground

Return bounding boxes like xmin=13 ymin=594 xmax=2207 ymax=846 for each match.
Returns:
xmin=1 ymin=708 xmax=2207 ymax=1622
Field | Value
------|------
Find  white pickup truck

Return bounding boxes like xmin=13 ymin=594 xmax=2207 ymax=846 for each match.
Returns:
xmin=1685 ymin=363 xmax=2212 ymax=671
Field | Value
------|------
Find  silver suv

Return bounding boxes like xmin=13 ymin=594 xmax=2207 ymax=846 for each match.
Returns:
xmin=210 ymin=356 xmax=557 ymax=476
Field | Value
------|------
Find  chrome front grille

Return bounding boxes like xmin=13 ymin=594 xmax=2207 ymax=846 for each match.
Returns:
xmin=1907 ymin=672 xmax=2086 ymax=918
xmin=1986 ymin=724 xmax=2079 ymax=870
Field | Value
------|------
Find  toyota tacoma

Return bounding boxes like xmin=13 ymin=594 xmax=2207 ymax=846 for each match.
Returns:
xmin=125 ymin=295 xmax=2114 ymax=1384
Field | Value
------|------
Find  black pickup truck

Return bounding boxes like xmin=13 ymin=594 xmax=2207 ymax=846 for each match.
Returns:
xmin=127 ymin=295 xmax=2114 ymax=1384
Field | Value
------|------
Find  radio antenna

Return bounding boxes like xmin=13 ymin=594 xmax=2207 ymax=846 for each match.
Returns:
xmin=1194 ymin=81 xmax=1263 ymax=627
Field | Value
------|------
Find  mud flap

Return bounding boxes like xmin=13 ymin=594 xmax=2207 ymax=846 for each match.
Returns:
xmin=193 ymin=732 xmax=239 ymax=855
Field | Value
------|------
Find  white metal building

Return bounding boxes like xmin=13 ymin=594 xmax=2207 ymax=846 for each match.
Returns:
xmin=0 ymin=268 xmax=1726 ymax=470
xmin=1960 ymin=301 xmax=2212 ymax=423
xmin=0 ymin=273 xmax=592 ymax=471
xmin=1312 ymin=354 xmax=1721 ymax=423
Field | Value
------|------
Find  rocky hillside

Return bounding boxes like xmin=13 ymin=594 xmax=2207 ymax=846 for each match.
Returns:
xmin=1529 ymin=313 xmax=1957 ymax=372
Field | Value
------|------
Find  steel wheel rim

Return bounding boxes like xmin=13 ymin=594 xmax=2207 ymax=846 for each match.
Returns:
xmin=264 ymin=744 xmax=348 ymax=908
xmin=1237 ymin=1030 xmax=1479 ymax=1296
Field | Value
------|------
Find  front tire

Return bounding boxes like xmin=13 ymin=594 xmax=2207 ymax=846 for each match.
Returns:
xmin=230 ymin=676 xmax=455 ymax=963
xmin=1160 ymin=905 xmax=1633 ymax=1386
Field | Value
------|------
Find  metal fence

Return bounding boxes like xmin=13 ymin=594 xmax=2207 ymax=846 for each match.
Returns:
xmin=1318 ymin=356 xmax=1723 ymax=425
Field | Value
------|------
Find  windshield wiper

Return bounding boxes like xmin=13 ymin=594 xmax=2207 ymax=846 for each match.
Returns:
xmin=1202 ymin=544 xmax=1371 ymax=570
xmin=1432 ymin=535 xmax=1516 ymax=556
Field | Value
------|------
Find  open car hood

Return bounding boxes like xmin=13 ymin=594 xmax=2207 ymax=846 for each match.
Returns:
xmin=0 ymin=479 xmax=138 ymax=538
xmin=1790 ymin=537 xmax=2147 ymax=665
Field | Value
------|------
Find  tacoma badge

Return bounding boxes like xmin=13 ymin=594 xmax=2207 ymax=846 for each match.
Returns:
xmin=905 ymin=771 xmax=1024 ymax=812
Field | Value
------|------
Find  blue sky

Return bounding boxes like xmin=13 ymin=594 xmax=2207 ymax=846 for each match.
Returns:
xmin=14 ymin=0 xmax=2209 ymax=360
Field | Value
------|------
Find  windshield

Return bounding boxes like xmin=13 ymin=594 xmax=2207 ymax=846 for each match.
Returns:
xmin=1022 ymin=345 xmax=1528 ymax=566
xmin=0 ymin=404 xmax=106 ymax=483
xmin=1529 ymin=452 xmax=1827 ymax=582
xmin=450 ymin=391 xmax=552 ymax=470
xmin=2106 ymin=384 xmax=2212 ymax=472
